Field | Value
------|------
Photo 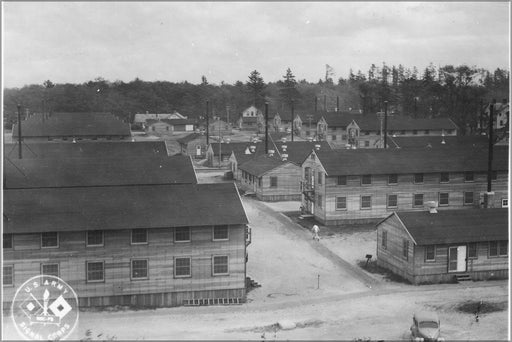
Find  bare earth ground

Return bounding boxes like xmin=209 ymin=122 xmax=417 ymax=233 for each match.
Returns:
xmin=2 ymin=198 xmax=509 ymax=340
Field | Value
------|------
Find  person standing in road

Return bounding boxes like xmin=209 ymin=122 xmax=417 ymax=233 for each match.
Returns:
xmin=312 ymin=224 xmax=320 ymax=241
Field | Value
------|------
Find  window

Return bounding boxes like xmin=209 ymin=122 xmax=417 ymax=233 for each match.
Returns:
xmin=361 ymin=196 xmax=372 ymax=209
xmin=317 ymin=194 xmax=323 ymax=208
xmin=364 ymin=141 xmax=370 ymax=147
xmin=387 ymin=194 xmax=398 ymax=208
xmin=270 ymin=176 xmax=278 ymax=188
xmin=41 ymin=232 xmax=58 ymax=248
xmin=3 ymin=266 xmax=13 ymax=286
xmin=86 ymin=230 xmax=104 ymax=247
xmin=464 ymin=192 xmax=474 ymax=205
xmin=332 ymin=135 xmax=337 ymax=141
xmin=131 ymin=259 xmax=148 ymax=279
xmin=425 ymin=246 xmax=435 ymax=261
xmin=502 ymin=199 xmax=508 ymax=208
xmin=86 ymin=261 xmax=104 ymax=282
xmin=41 ymin=264 xmax=59 ymax=277
xmin=175 ymin=227 xmax=191 ymax=242
xmin=258 ymin=178 xmax=262 ymax=188
xmin=213 ymin=225 xmax=229 ymax=241
xmin=488 ymin=241 xmax=506 ymax=257
xmin=212 ymin=255 xmax=229 ymax=275
xmin=400 ymin=130 xmax=406 ymax=135
xmin=388 ymin=174 xmax=398 ymax=185
xmin=337 ymin=176 xmax=347 ymax=185
xmin=439 ymin=193 xmax=449 ymax=206
xmin=468 ymin=243 xmax=478 ymax=259
xmin=440 ymin=172 xmax=449 ymax=183
xmin=489 ymin=241 xmax=498 ymax=257
xmin=424 ymin=130 xmax=430 ymax=135
xmin=403 ymin=239 xmax=409 ymax=260
xmin=131 ymin=229 xmax=148 ymax=244
xmin=382 ymin=231 xmax=387 ymax=250
xmin=317 ymin=172 xmax=323 ymax=185
xmin=413 ymin=194 xmax=424 ymax=207
xmin=361 ymin=175 xmax=372 ymax=185
xmin=464 ymin=172 xmax=474 ymax=182
xmin=336 ymin=197 xmax=347 ymax=210
xmin=3 ymin=234 xmax=13 ymax=249
xmin=174 ymin=257 xmax=191 ymax=277
xmin=414 ymin=173 xmax=423 ymax=184
xmin=412 ymin=130 xmax=418 ymax=135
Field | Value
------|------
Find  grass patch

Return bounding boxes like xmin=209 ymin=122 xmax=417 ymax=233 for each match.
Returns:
xmin=357 ymin=260 xmax=411 ymax=284
xmin=455 ymin=300 xmax=507 ymax=314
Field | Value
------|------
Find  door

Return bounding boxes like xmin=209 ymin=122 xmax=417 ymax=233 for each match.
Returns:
xmin=448 ymin=246 xmax=467 ymax=272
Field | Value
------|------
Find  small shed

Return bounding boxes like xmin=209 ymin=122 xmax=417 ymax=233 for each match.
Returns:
xmin=376 ymin=208 xmax=508 ymax=284
xmin=176 ymin=133 xmax=208 ymax=159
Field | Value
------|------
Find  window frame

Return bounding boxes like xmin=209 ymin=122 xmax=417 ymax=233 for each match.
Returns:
xmin=498 ymin=240 xmax=508 ymax=257
xmin=212 ymin=225 xmax=229 ymax=241
xmin=491 ymin=171 xmax=498 ymax=181
xmin=212 ymin=255 xmax=229 ymax=276
xmin=317 ymin=194 xmax=323 ymax=208
xmin=270 ymin=176 xmax=278 ymax=188
xmin=3 ymin=234 xmax=13 ymax=249
xmin=424 ymin=245 xmax=436 ymax=262
xmin=3 ymin=265 xmax=14 ymax=287
xmin=130 ymin=258 xmax=149 ymax=280
xmin=175 ymin=227 xmax=191 ymax=243
xmin=337 ymin=176 xmax=347 ymax=186
xmin=440 ymin=172 xmax=450 ymax=183
xmin=86 ymin=230 xmax=104 ymax=247
xmin=381 ymin=230 xmax=387 ymax=250
xmin=413 ymin=193 xmax=424 ymax=207
xmin=361 ymin=195 xmax=372 ymax=210
xmin=361 ymin=174 xmax=372 ymax=185
xmin=335 ymin=196 xmax=347 ymax=211
xmin=41 ymin=263 xmax=60 ymax=277
xmin=489 ymin=241 xmax=498 ymax=258
xmin=388 ymin=174 xmax=398 ymax=185
xmin=317 ymin=172 xmax=323 ymax=185
xmin=41 ymin=232 xmax=59 ymax=249
xmin=403 ymin=239 xmax=409 ymax=260
xmin=387 ymin=194 xmax=398 ymax=208
xmin=174 ymin=257 xmax=191 ymax=278
xmin=86 ymin=261 xmax=105 ymax=283
xmin=464 ymin=171 xmax=474 ymax=182
xmin=131 ymin=228 xmax=148 ymax=245
xmin=502 ymin=198 xmax=508 ymax=208
xmin=463 ymin=191 xmax=474 ymax=206
xmin=439 ymin=192 xmax=449 ymax=206
xmin=413 ymin=173 xmax=424 ymax=184
xmin=467 ymin=243 xmax=478 ymax=259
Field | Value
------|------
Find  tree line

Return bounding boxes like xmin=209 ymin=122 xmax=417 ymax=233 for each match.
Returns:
xmin=3 ymin=63 xmax=509 ymax=134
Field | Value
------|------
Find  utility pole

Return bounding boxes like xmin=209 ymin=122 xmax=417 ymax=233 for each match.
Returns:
xmin=206 ymin=100 xmax=209 ymax=146
xmin=336 ymin=96 xmax=339 ymax=112
xmin=487 ymin=100 xmax=495 ymax=194
xmin=324 ymin=95 xmax=327 ymax=112
xmin=218 ymin=118 xmax=222 ymax=167
xmin=291 ymin=100 xmax=295 ymax=142
xmin=383 ymin=101 xmax=388 ymax=149
xmin=226 ymin=105 xmax=230 ymax=131
xmin=265 ymin=102 xmax=269 ymax=154
xmin=315 ymin=97 xmax=318 ymax=112
xmin=17 ymin=104 xmax=22 ymax=159
xmin=479 ymin=99 xmax=484 ymax=135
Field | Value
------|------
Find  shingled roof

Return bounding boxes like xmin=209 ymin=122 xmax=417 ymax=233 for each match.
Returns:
xmin=386 ymin=209 xmax=508 ymax=245
xmin=13 ymin=112 xmax=131 ymax=138
xmin=176 ymin=133 xmax=205 ymax=144
xmin=238 ymin=154 xmax=288 ymax=176
xmin=314 ymin=145 xmax=508 ymax=176
xmin=388 ymin=135 xmax=489 ymax=149
xmin=4 ymin=155 xmax=196 ymax=189
xmin=3 ymin=183 xmax=248 ymax=234
xmin=4 ymin=141 xmax=168 ymax=159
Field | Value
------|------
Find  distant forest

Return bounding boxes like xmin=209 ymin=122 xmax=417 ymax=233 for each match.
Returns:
xmin=3 ymin=63 xmax=510 ymax=135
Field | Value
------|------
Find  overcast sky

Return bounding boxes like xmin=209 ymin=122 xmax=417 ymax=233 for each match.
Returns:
xmin=2 ymin=2 xmax=510 ymax=88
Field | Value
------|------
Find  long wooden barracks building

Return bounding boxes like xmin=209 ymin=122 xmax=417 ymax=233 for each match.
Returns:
xmin=3 ymin=142 xmax=250 ymax=308
xmin=300 ymin=146 xmax=509 ymax=224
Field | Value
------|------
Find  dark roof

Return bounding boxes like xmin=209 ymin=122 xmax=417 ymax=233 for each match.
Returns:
xmin=4 ymin=141 xmax=168 ymax=159
xmin=13 ymin=112 xmax=131 ymax=137
xmin=160 ymin=119 xmax=196 ymax=125
xmin=238 ymin=154 xmax=288 ymax=176
xmin=4 ymin=183 xmax=248 ymax=234
xmin=390 ymin=209 xmax=508 ymax=245
xmin=241 ymin=117 xmax=258 ymax=123
xmin=314 ymin=145 xmax=508 ymax=176
xmin=210 ymin=142 xmax=255 ymax=157
xmin=272 ymin=141 xmax=332 ymax=165
xmin=4 ymin=155 xmax=196 ymax=189
xmin=388 ymin=135 xmax=489 ymax=149
xmin=176 ymin=133 xmax=206 ymax=144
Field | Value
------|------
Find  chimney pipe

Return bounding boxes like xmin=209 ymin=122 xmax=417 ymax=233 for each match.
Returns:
xmin=291 ymin=100 xmax=294 ymax=142
xmin=265 ymin=102 xmax=269 ymax=154
xmin=336 ymin=96 xmax=339 ymax=112
xmin=383 ymin=101 xmax=388 ymax=149
xmin=17 ymin=104 xmax=22 ymax=159
xmin=281 ymin=153 xmax=288 ymax=161
xmin=487 ymin=100 xmax=495 ymax=194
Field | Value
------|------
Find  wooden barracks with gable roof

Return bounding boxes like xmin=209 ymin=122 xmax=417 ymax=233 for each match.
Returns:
xmin=301 ymin=146 xmax=509 ymax=224
xmin=3 ymin=142 xmax=251 ymax=308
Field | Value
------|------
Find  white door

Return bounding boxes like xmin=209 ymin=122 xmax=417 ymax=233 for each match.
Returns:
xmin=448 ymin=246 xmax=467 ymax=272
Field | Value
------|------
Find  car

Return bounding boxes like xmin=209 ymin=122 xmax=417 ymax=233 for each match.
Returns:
xmin=410 ymin=311 xmax=444 ymax=342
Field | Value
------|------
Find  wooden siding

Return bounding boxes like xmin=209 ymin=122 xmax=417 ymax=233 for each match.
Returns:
xmin=3 ymin=225 xmax=246 ymax=306
xmin=239 ymin=163 xmax=302 ymax=201
xmin=376 ymin=215 xmax=415 ymax=282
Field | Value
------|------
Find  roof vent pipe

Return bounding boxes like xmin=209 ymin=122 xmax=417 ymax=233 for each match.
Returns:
xmin=281 ymin=153 xmax=288 ymax=161
xmin=282 ymin=144 xmax=287 ymax=152
xmin=268 ymin=149 xmax=275 ymax=157
xmin=425 ymin=201 xmax=438 ymax=213
xmin=315 ymin=144 xmax=321 ymax=150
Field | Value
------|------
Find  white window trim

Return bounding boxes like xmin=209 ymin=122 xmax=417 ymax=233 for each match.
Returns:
xmin=438 ymin=193 xmax=449 ymax=207
xmin=130 ymin=258 xmax=149 ymax=280
xmin=175 ymin=227 xmax=191 ymax=243
xmin=212 ymin=225 xmax=229 ymax=241
xmin=212 ymin=255 xmax=229 ymax=276
xmin=86 ymin=261 xmax=105 ymax=283
xmin=387 ymin=194 xmax=398 ymax=209
xmin=425 ymin=246 xmax=436 ymax=262
xmin=174 ymin=257 xmax=192 ymax=278
xmin=335 ymin=197 xmax=347 ymax=211
xmin=3 ymin=265 xmax=14 ymax=287
xmin=413 ymin=173 xmax=424 ymax=184
xmin=131 ymin=229 xmax=148 ymax=245
xmin=413 ymin=194 xmax=424 ymax=207
xmin=502 ymin=198 xmax=508 ymax=208
xmin=440 ymin=173 xmax=450 ymax=183
xmin=463 ymin=192 xmax=474 ymax=206
xmin=86 ymin=230 xmax=104 ymax=247
xmin=41 ymin=263 xmax=60 ymax=277
xmin=361 ymin=195 xmax=372 ymax=210
xmin=3 ymin=234 xmax=13 ymax=250
xmin=41 ymin=232 xmax=59 ymax=249
xmin=388 ymin=174 xmax=398 ymax=185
